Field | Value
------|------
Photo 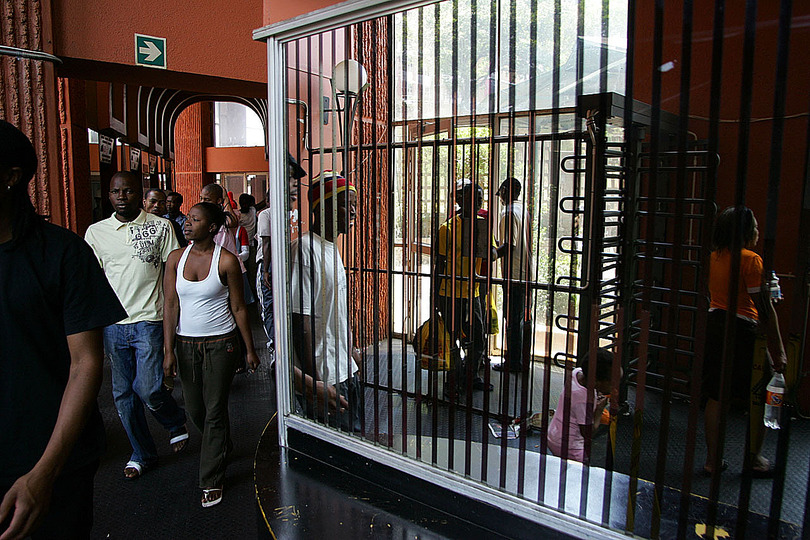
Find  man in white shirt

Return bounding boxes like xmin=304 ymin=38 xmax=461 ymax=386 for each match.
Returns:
xmin=257 ymin=155 xmax=307 ymax=353
xmin=256 ymin=191 xmax=274 ymax=352
xmin=290 ymin=171 xmax=362 ymax=431
xmin=84 ymin=171 xmax=187 ymax=479
xmin=493 ymin=177 xmax=535 ymax=372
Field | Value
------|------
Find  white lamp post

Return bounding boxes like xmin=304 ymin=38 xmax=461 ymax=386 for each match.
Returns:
xmin=333 ymin=58 xmax=368 ymax=96
xmin=330 ymin=59 xmax=368 ymax=148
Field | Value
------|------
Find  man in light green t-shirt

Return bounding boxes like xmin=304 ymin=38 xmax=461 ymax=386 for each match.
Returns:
xmin=84 ymin=171 xmax=187 ymax=480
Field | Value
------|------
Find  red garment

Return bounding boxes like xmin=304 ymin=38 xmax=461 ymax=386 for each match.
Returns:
xmin=235 ymin=225 xmax=249 ymax=250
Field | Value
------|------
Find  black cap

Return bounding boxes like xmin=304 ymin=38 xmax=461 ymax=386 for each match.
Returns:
xmin=288 ymin=152 xmax=306 ymax=179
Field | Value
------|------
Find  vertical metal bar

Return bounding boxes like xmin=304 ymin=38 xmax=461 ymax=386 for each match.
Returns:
xmin=646 ymin=0 xmax=667 ymax=535
xmin=625 ymin=310 xmax=649 ymax=533
xmin=304 ymin=34 xmax=318 ymax=422
xmin=604 ymin=305 xmax=625 ymax=527
xmin=442 ymin=0 xmax=472 ymax=479
xmin=661 ymin=0 xmax=695 ymax=535
xmin=676 ymin=4 xmax=719 ymax=538
xmin=289 ymin=36 xmax=305 ymax=436
xmin=573 ymin=0 xmax=592 ymax=521
xmin=328 ymin=28 xmax=339 ymax=427
xmin=479 ymin=0 xmax=499 ymax=486
xmin=443 ymin=0 xmax=460 ymax=473
xmin=430 ymin=1 xmax=441 ymax=467
xmin=467 ymin=0 xmax=492 ymax=482
xmin=399 ymin=10 xmax=410 ymax=458
xmin=267 ymin=36 xmax=291 ymax=447
xmin=595 ymin=5 xmax=616 ymax=527
xmin=692 ymin=0 xmax=724 ymax=534
xmin=371 ymin=22 xmax=382 ymax=445
xmin=515 ymin=0 xmax=540 ymax=499
xmin=344 ymin=23 xmax=358 ymax=439
xmin=311 ymin=31 xmax=326 ymax=422
xmin=379 ymin=14 xmax=393 ymax=448
xmin=580 ymin=302 xmax=599 ymax=519
xmin=381 ymin=15 xmax=395 ymax=449
xmin=464 ymin=0 xmax=478 ymax=479
xmin=730 ymin=1 xmax=760 ymax=536
xmin=287 ymin=39 xmax=298 ymax=418
xmin=415 ymin=6 xmax=425 ymax=461
xmin=537 ymin=0 xmax=564 ymax=505
xmin=763 ymin=0 xmax=793 ymax=532
xmin=497 ymin=0 xmax=519 ymax=491
xmin=359 ymin=19 xmax=372 ymax=441
xmin=618 ymin=0 xmax=640 ymax=525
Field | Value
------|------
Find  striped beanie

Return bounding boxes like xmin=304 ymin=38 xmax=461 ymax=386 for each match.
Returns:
xmin=308 ymin=170 xmax=357 ymax=209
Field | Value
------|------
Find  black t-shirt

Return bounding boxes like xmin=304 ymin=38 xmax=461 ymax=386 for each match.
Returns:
xmin=170 ymin=217 xmax=188 ymax=248
xmin=0 ymin=220 xmax=126 ymax=484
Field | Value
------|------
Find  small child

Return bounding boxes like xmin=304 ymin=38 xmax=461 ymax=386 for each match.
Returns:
xmin=547 ymin=348 xmax=616 ymax=462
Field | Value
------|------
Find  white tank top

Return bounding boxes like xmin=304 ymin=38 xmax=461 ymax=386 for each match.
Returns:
xmin=176 ymin=244 xmax=236 ymax=337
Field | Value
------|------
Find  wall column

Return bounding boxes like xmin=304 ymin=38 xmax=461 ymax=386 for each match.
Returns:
xmin=57 ymin=77 xmax=93 ymax=234
xmin=174 ymin=102 xmax=214 ymax=213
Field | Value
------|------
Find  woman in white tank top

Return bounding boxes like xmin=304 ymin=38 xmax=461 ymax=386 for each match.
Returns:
xmin=162 ymin=202 xmax=259 ymax=508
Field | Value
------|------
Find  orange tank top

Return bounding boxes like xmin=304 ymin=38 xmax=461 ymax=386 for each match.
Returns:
xmin=708 ymin=248 xmax=762 ymax=321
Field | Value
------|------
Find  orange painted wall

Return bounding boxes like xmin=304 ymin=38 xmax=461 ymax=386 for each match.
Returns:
xmin=205 ymin=146 xmax=268 ymax=173
xmin=53 ymin=0 xmax=266 ymax=83
xmin=264 ymin=0 xmax=344 ymax=26
xmin=633 ymin=2 xmax=810 ymax=280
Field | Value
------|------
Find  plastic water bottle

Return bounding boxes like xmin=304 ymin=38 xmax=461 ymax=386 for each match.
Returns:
xmin=764 ymin=372 xmax=786 ymax=429
xmin=770 ymin=271 xmax=783 ymax=302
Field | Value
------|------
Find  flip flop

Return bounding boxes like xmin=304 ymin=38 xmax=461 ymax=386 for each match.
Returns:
xmin=746 ymin=457 xmax=776 ymax=478
xmin=170 ymin=430 xmax=189 ymax=453
xmin=700 ymin=460 xmax=728 ymax=477
xmin=201 ymin=487 xmax=223 ymax=508
xmin=747 ymin=464 xmax=776 ymax=479
xmin=124 ymin=460 xmax=145 ymax=480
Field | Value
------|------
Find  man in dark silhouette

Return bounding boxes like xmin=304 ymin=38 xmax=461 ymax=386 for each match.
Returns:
xmin=0 ymin=120 xmax=126 ymax=539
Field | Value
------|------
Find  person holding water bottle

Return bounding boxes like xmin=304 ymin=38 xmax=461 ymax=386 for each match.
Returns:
xmin=701 ymin=206 xmax=787 ymax=477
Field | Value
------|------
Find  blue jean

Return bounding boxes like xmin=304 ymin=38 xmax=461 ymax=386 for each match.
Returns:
xmin=104 ymin=321 xmax=187 ymax=465
xmin=257 ymin=263 xmax=274 ymax=348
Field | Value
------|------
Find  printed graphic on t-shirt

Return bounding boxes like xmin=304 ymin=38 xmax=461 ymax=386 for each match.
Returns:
xmin=128 ymin=221 xmax=165 ymax=268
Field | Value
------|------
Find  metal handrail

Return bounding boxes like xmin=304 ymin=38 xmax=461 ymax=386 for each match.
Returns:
xmin=0 ymin=45 xmax=62 ymax=64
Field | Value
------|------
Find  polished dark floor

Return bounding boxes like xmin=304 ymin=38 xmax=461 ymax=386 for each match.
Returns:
xmin=90 ymin=311 xmax=810 ymax=539
xmin=90 ymin=310 xmax=275 ymax=540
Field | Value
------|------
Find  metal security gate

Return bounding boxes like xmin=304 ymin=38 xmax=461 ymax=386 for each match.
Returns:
xmin=256 ymin=0 xmax=810 ymax=537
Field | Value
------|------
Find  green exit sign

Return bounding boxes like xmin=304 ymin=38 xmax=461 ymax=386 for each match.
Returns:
xmin=135 ymin=34 xmax=166 ymax=69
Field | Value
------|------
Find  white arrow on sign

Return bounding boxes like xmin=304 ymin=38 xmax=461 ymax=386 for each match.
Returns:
xmin=139 ymin=41 xmax=162 ymax=62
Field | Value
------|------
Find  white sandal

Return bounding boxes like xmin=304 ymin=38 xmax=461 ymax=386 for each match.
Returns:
xmin=170 ymin=431 xmax=189 ymax=453
xmin=123 ymin=460 xmax=143 ymax=479
xmin=201 ymin=487 xmax=223 ymax=508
